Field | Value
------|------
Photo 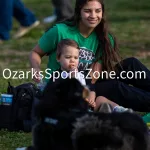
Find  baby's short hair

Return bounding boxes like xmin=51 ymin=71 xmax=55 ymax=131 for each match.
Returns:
xmin=56 ymin=39 xmax=79 ymax=58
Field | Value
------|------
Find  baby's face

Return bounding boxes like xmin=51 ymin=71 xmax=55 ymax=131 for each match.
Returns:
xmin=58 ymin=46 xmax=79 ymax=71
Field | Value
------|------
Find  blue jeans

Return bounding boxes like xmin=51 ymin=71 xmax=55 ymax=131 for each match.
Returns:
xmin=0 ymin=0 xmax=37 ymax=40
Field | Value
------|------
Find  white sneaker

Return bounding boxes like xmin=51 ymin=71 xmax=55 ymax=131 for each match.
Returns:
xmin=113 ymin=106 xmax=133 ymax=113
xmin=16 ymin=147 xmax=27 ymax=150
xmin=43 ymin=15 xmax=57 ymax=24
xmin=13 ymin=20 xmax=40 ymax=39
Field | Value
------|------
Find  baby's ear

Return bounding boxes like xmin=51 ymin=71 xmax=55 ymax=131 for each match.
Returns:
xmin=56 ymin=56 xmax=60 ymax=62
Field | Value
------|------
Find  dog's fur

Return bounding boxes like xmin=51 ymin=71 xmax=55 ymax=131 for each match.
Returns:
xmin=35 ymin=78 xmax=89 ymax=118
xmin=32 ymin=78 xmax=90 ymax=150
xmin=72 ymin=113 xmax=150 ymax=150
xmin=30 ymin=78 xmax=150 ymax=150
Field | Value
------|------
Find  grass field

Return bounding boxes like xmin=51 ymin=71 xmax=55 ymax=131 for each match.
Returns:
xmin=0 ymin=0 xmax=150 ymax=149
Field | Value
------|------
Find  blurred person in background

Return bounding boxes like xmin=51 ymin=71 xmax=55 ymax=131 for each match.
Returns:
xmin=0 ymin=0 xmax=40 ymax=43
xmin=43 ymin=0 xmax=74 ymax=23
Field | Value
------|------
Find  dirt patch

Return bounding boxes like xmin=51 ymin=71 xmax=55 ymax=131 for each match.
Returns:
xmin=134 ymin=50 xmax=150 ymax=59
xmin=0 ymin=49 xmax=29 ymax=69
xmin=1 ymin=49 xmax=29 ymax=56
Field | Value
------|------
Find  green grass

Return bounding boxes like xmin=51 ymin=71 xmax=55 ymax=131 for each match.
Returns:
xmin=0 ymin=130 xmax=31 ymax=150
xmin=0 ymin=0 xmax=150 ymax=149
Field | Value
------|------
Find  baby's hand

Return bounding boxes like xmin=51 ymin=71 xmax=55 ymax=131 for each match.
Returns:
xmin=85 ymin=98 xmax=96 ymax=108
xmin=69 ymin=64 xmax=78 ymax=78
xmin=85 ymin=91 xmax=96 ymax=108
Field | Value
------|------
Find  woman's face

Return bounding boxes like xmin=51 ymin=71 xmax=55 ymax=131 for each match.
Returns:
xmin=80 ymin=0 xmax=102 ymax=29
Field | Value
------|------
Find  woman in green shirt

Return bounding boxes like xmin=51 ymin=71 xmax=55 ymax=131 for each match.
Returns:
xmin=29 ymin=0 xmax=118 ymax=81
xmin=29 ymin=0 xmax=150 ymax=112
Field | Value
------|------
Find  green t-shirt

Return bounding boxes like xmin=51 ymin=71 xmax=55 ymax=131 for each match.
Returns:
xmin=38 ymin=23 xmax=114 ymax=79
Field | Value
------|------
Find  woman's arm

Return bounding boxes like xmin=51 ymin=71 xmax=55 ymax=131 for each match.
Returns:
xmin=90 ymin=62 xmax=102 ymax=83
xmin=29 ymin=44 xmax=46 ymax=82
xmin=29 ymin=25 xmax=59 ymax=82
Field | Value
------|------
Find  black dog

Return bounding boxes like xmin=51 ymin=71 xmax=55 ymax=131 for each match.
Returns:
xmin=72 ymin=112 xmax=150 ymax=150
xmin=30 ymin=78 xmax=150 ymax=150
xmin=31 ymin=78 xmax=90 ymax=150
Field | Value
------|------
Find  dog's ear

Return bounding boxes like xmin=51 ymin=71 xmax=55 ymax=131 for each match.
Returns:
xmin=82 ymin=87 xmax=90 ymax=100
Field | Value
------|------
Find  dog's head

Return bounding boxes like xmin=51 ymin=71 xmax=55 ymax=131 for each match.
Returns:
xmin=35 ymin=78 xmax=89 ymax=118
xmin=72 ymin=112 xmax=150 ymax=150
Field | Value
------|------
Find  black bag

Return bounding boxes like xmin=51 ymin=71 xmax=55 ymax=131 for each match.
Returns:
xmin=0 ymin=82 xmax=41 ymax=132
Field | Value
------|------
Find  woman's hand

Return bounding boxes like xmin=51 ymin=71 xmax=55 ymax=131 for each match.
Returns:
xmin=32 ymin=68 xmax=41 ymax=83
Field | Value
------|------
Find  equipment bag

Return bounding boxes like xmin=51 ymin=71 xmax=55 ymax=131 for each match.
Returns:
xmin=0 ymin=82 xmax=42 ymax=132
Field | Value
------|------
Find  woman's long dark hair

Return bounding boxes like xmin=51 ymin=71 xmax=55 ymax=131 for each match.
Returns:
xmin=63 ymin=0 xmax=122 ymax=72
